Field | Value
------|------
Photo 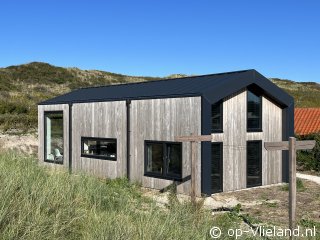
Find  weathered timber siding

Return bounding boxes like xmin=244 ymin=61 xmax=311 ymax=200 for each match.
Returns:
xmin=261 ymin=96 xmax=282 ymax=185
xmin=130 ymin=97 xmax=202 ymax=195
xmin=212 ymin=90 xmax=283 ymax=192
xmin=71 ymin=101 xmax=127 ymax=178
xmin=38 ymin=104 xmax=69 ymax=169
xmin=38 ymin=90 xmax=282 ymax=195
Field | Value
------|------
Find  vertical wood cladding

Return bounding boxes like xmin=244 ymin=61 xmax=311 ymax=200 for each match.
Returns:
xmin=71 ymin=101 xmax=127 ymax=178
xmin=212 ymin=90 xmax=283 ymax=192
xmin=38 ymin=91 xmax=282 ymax=195
xmin=130 ymin=97 xmax=202 ymax=195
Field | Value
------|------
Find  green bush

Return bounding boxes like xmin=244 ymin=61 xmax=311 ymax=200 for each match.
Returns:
xmin=0 ymin=102 xmax=29 ymax=114
xmin=297 ymin=133 xmax=320 ymax=172
xmin=0 ymin=114 xmax=37 ymax=133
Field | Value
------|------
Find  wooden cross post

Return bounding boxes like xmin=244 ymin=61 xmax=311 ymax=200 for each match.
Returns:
xmin=265 ymin=137 xmax=315 ymax=233
xmin=175 ymin=134 xmax=212 ymax=204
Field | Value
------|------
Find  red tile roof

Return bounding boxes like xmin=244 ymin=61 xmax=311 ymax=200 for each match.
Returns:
xmin=295 ymin=108 xmax=320 ymax=135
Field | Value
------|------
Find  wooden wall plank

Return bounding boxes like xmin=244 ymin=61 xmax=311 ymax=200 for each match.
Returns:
xmin=261 ymin=97 xmax=282 ymax=185
xmin=210 ymin=90 xmax=246 ymax=191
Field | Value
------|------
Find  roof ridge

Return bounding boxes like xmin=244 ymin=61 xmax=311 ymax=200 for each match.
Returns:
xmin=77 ymin=69 xmax=255 ymax=90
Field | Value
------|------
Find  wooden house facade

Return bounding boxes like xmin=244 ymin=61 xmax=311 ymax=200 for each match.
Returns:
xmin=38 ymin=70 xmax=294 ymax=195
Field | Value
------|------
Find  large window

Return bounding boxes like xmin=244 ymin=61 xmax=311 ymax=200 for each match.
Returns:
xmin=44 ymin=111 xmax=64 ymax=164
xmin=247 ymin=90 xmax=262 ymax=132
xmin=247 ymin=141 xmax=262 ymax=188
xmin=145 ymin=141 xmax=182 ymax=180
xmin=211 ymin=101 xmax=223 ymax=133
xmin=212 ymin=143 xmax=223 ymax=193
xmin=81 ymin=137 xmax=117 ymax=160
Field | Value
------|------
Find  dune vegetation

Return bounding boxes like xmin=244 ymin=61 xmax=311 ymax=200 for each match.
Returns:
xmin=0 ymin=62 xmax=319 ymax=133
xmin=0 ymin=152 xmax=244 ymax=240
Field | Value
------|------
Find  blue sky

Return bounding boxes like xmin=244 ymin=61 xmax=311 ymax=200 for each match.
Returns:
xmin=0 ymin=0 xmax=319 ymax=82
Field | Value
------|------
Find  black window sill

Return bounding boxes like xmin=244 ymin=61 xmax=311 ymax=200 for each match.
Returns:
xmin=144 ymin=173 xmax=182 ymax=182
xmin=211 ymin=130 xmax=223 ymax=134
xmin=81 ymin=154 xmax=117 ymax=161
xmin=212 ymin=189 xmax=223 ymax=194
xmin=246 ymin=183 xmax=262 ymax=188
xmin=44 ymin=160 xmax=64 ymax=165
xmin=247 ymin=129 xmax=263 ymax=133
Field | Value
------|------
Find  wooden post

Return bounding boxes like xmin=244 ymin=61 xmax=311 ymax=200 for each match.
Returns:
xmin=175 ymin=133 xmax=212 ymax=205
xmin=191 ymin=140 xmax=197 ymax=204
xmin=265 ymin=137 xmax=315 ymax=236
xmin=289 ymin=137 xmax=296 ymax=231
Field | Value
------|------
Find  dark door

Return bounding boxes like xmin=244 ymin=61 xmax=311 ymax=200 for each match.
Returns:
xmin=211 ymin=143 xmax=223 ymax=193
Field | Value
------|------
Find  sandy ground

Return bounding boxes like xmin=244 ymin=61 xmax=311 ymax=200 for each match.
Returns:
xmin=0 ymin=133 xmax=38 ymax=155
xmin=215 ymin=180 xmax=320 ymax=227
xmin=143 ymin=179 xmax=320 ymax=228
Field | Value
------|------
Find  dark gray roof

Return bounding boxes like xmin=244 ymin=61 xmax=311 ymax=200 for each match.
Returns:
xmin=39 ymin=69 xmax=294 ymax=107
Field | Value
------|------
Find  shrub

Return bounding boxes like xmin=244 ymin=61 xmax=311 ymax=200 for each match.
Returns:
xmin=0 ymin=101 xmax=29 ymax=114
xmin=297 ymin=133 xmax=320 ymax=172
xmin=0 ymin=114 xmax=37 ymax=133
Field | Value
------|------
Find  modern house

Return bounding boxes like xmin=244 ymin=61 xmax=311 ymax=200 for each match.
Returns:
xmin=38 ymin=69 xmax=294 ymax=196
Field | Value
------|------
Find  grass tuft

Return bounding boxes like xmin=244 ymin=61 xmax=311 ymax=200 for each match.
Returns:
xmin=281 ymin=178 xmax=306 ymax=192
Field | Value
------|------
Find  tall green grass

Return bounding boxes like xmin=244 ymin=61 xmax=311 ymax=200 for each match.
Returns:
xmin=0 ymin=152 xmax=224 ymax=239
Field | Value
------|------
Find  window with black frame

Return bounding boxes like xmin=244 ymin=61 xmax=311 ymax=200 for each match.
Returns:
xmin=247 ymin=90 xmax=262 ymax=132
xmin=44 ymin=111 xmax=64 ymax=164
xmin=81 ymin=137 xmax=117 ymax=160
xmin=211 ymin=101 xmax=223 ymax=133
xmin=212 ymin=142 xmax=223 ymax=193
xmin=145 ymin=141 xmax=182 ymax=180
xmin=247 ymin=141 xmax=262 ymax=187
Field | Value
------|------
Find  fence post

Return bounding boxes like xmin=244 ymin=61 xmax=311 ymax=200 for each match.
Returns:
xmin=289 ymin=137 xmax=296 ymax=232
xmin=191 ymin=140 xmax=197 ymax=204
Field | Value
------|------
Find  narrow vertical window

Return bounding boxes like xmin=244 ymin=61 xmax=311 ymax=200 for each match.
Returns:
xmin=166 ymin=143 xmax=182 ymax=178
xmin=212 ymin=142 xmax=223 ymax=193
xmin=211 ymin=101 xmax=223 ymax=133
xmin=44 ymin=111 xmax=64 ymax=164
xmin=247 ymin=90 xmax=262 ymax=131
xmin=247 ymin=141 xmax=262 ymax=187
